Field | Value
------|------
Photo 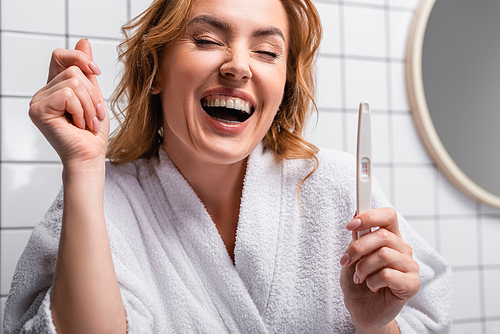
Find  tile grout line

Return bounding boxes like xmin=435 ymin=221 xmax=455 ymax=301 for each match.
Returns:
xmin=434 ymin=167 xmax=441 ymax=254
xmin=0 ymin=29 xmax=122 ymax=43
xmin=0 ymin=0 xmax=3 ymax=293
xmin=476 ymin=201 xmax=487 ymax=332
xmin=338 ymin=0 xmax=348 ymax=153
xmin=65 ymin=0 xmax=69 ymax=49
xmin=127 ymin=0 xmax=132 ymax=21
xmin=383 ymin=0 xmax=395 ymax=205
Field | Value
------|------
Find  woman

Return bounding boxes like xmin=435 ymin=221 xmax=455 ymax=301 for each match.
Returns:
xmin=4 ymin=0 xmax=452 ymax=333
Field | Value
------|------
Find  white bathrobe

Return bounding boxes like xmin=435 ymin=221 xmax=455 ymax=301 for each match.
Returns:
xmin=3 ymin=145 xmax=452 ymax=333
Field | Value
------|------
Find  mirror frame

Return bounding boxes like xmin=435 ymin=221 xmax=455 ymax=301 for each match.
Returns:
xmin=405 ymin=0 xmax=500 ymax=208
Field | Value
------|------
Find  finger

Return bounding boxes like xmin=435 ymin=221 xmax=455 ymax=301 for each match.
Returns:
xmin=48 ymin=48 xmax=101 ymax=84
xmin=35 ymin=70 xmax=103 ymax=130
xmin=347 ymin=207 xmax=401 ymax=238
xmin=73 ymin=39 xmax=103 ymax=97
xmin=31 ymin=87 xmax=86 ymax=130
xmin=43 ymin=66 xmax=101 ymax=106
xmin=54 ymin=79 xmax=99 ymax=131
xmin=364 ymin=268 xmax=420 ymax=298
xmin=354 ymin=246 xmax=417 ymax=283
xmin=341 ymin=228 xmax=412 ymax=266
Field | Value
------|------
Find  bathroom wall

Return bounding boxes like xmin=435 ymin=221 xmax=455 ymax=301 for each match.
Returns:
xmin=0 ymin=0 xmax=499 ymax=333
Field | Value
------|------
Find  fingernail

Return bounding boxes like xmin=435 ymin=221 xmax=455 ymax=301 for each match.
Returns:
xmin=346 ymin=218 xmax=362 ymax=231
xmin=96 ymin=103 xmax=105 ymax=119
xmin=93 ymin=116 xmax=100 ymax=133
xmin=353 ymin=272 xmax=360 ymax=284
xmin=89 ymin=61 xmax=101 ymax=76
xmin=340 ymin=252 xmax=351 ymax=266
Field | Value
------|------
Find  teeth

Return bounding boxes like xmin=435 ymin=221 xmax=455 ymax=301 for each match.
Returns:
xmin=202 ymin=96 xmax=252 ymax=114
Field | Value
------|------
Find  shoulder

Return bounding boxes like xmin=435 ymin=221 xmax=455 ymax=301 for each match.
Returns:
xmin=316 ymin=148 xmax=356 ymax=178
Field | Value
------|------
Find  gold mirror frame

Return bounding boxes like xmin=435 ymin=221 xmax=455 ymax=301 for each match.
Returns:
xmin=405 ymin=0 xmax=500 ymax=208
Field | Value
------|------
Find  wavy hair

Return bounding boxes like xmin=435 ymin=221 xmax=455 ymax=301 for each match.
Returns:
xmin=107 ymin=0 xmax=322 ymax=168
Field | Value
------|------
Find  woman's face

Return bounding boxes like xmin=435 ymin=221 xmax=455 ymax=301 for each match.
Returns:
xmin=153 ymin=0 xmax=289 ymax=167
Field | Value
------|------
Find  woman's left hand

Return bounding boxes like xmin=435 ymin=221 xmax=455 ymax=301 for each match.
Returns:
xmin=339 ymin=208 xmax=420 ymax=334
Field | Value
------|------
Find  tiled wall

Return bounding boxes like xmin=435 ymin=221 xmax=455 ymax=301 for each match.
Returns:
xmin=0 ymin=0 xmax=499 ymax=333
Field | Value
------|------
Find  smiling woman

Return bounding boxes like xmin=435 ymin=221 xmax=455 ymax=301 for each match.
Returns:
xmin=3 ymin=0 xmax=452 ymax=333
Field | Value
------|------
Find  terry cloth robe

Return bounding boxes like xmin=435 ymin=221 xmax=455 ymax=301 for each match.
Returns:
xmin=3 ymin=144 xmax=452 ymax=333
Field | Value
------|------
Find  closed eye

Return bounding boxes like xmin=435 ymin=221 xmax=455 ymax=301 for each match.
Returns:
xmin=194 ymin=38 xmax=223 ymax=46
xmin=255 ymin=50 xmax=279 ymax=59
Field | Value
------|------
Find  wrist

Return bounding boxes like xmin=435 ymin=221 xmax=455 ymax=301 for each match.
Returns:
xmin=356 ymin=320 xmax=400 ymax=334
xmin=62 ymin=160 xmax=106 ymax=195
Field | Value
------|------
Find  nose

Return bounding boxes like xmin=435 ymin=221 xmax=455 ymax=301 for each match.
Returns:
xmin=219 ymin=47 xmax=252 ymax=81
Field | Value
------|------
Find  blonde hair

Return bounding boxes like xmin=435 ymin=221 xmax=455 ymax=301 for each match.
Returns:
xmin=107 ymin=0 xmax=322 ymax=167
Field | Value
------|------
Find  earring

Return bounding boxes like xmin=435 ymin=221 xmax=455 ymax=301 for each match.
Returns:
xmin=150 ymin=84 xmax=155 ymax=92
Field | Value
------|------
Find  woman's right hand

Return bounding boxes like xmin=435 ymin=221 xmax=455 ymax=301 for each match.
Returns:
xmin=29 ymin=38 xmax=109 ymax=169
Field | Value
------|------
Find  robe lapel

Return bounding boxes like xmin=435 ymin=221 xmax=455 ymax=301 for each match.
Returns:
xmin=153 ymin=149 xmax=269 ymax=333
xmin=234 ymin=145 xmax=282 ymax=316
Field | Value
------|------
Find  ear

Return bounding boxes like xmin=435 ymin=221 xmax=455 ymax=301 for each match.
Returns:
xmin=150 ymin=74 xmax=162 ymax=95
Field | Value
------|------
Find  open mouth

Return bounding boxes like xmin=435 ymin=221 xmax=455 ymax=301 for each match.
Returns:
xmin=201 ymin=96 xmax=254 ymax=124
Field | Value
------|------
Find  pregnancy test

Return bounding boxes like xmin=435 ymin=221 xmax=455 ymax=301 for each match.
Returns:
xmin=356 ymin=101 xmax=372 ymax=239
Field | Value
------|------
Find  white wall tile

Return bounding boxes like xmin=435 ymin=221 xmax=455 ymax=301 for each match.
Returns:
xmin=316 ymin=2 xmax=341 ymax=55
xmin=481 ymin=217 xmax=500 ymax=266
xmin=480 ymin=203 xmax=500 ymax=215
xmin=1 ymin=33 xmax=65 ymax=97
xmin=371 ymin=113 xmax=390 ymax=164
xmin=1 ymin=0 xmax=65 ymax=34
xmin=1 ymin=229 xmax=33 ymax=295
xmin=68 ymin=0 xmax=127 ymax=39
xmin=388 ymin=0 xmax=420 ymax=10
xmin=389 ymin=10 xmax=414 ymax=60
xmin=373 ymin=165 xmax=391 ymax=202
xmin=392 ymin=113 xmax=432 ymax=164
xmin=343 ymin=6 xmax=386 ymax=58
xmin=449 ymin=322 xmax=483 ymax=334
xmin=483 ymin=269 xmax=500 ymax=318
xmin=345 ymin=111 xmax=357 ymax=155
xmin=69 ymin=38 xmax=122 ymax=100
xmin=439 ymin=218 xmax=478 ymax=267
xmin=452 ymin=271 xmax=482 ymax=320
xmin=393 ymin=166 xmax=436 ymax=216
xmin=344 ymin=0 xmax=385 ymax=6
xmin=407 ymin=218 xmax=436 ymax=250
xmin=305 ymin=111 xmax=344 ymax=152
xmin=1 ymin=98 xmax=60 ymax=162
xmin=487 ymin=320 xmax=500 ymax=334
xmin=316 ymin=57 xmax=342 ymax=109
xmin=1 ymin=164 xmax=62 ymax=228
xmin=107 ymin=101 xmax=121 ymax=136
xmin=130 ymin=0 xmax=154 ymax=19
xmin=345 ymin=59 xmax=387 ymax=110
xmin=390 ymin=62 xmax=410 ymax=111
xmin=437 ymin=173 xmax=477 ymax=216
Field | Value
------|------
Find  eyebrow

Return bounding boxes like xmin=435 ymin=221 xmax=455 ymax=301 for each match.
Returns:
xmin=187 ymin=15 xmax=286 ymax=43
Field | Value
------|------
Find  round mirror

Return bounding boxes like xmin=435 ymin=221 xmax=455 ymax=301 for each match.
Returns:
xmin=406 ymin=0 xmax=500 ymax=208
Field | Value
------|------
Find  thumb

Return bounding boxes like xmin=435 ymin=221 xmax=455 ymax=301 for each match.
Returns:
xmin=75 ymin=38 xmax=93 ymax=60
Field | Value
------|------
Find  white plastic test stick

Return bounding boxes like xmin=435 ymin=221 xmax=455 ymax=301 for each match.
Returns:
xmin=356 ymin=101 xmax=372 ymax=239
